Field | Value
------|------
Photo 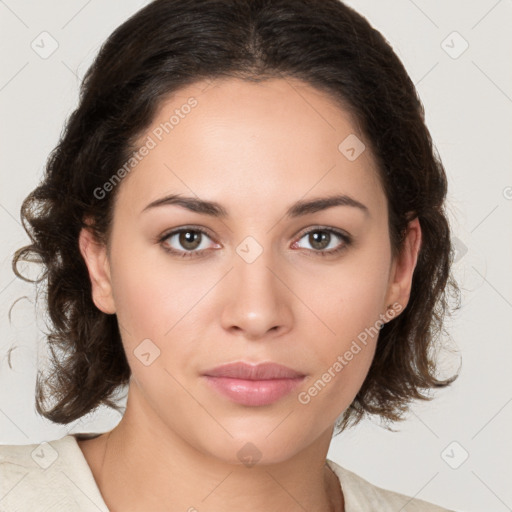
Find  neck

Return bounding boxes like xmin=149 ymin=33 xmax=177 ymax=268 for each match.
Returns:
xmin=78 ymin=384 xmax=344 ymax=512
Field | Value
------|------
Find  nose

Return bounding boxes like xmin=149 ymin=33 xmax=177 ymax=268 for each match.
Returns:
xmin=220 ymin=246 xmax=294 ymax=340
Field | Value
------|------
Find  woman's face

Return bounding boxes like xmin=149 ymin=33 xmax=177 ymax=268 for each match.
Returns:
xmin=80 ymin=77 xmax=420 ymax=465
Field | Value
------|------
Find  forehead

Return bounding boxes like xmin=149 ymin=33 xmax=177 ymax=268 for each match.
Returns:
xmin=115 ymin=77 xmax=386 ymax=220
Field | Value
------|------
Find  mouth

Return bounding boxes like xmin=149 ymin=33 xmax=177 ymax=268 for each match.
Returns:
xmin=202 ymin=361 xmax=306 ymax=406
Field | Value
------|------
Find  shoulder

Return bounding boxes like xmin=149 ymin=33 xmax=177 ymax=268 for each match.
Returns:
xmin=0 ymin=435 xmax=109 ymax=512
xmin=326 ymin=459 xmax=455 ymax=512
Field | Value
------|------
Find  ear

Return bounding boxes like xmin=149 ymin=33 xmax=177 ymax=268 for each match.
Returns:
xmin=78 ymin=223 xmax=116 ymax=314
xmin=383 ymin=216 xmax=422 ymax=315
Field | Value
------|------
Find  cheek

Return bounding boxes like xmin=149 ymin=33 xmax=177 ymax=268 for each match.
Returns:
xmin=297 ymin=288 xmax=380 ymax=421
xmin=107 ymin=246 xmax=214 ymax=387
xmin=108 ymin=240 xmax=207 ymax=334
xmin=299 ymin=252 xmax=389 ymax=350
xmin=294 ymin=250 xmax=389 ymax=410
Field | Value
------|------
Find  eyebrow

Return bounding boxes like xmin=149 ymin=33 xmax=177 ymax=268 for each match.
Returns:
xmin=140 ymin=193 xmax=370 ymax=218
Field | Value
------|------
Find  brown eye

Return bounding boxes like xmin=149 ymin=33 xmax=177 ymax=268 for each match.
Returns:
xmin=159 ymin=227 xmax=218 ymax=258
xmin=308 ymin=231 xmax=331 ymax=250
xmin=293 ymin=227 xmax=351 ymax=256
xmin=177 ymin=230 xmax=202 ymax=250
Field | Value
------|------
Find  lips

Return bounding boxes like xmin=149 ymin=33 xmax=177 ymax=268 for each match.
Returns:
xmin=202 ymin=361 xmax=305 ymax=380
xmin=202 ymin=362 xmax=306 ymax=406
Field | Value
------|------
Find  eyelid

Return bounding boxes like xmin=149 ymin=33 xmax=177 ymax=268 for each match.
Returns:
xmin=294 ymin=224 xmax=351 ymax=241
xmin=158 ymin=224 xmax=217 ymax=240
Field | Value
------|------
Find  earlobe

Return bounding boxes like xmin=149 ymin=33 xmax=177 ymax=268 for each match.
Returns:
xmin=383 ymin=217 xmax=422 ymax=316
xmin=78 ymin=225 xmax=116 ymax=314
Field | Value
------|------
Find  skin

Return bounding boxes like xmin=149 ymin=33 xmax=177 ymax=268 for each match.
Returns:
xmin=77 ymin=77 xmax=421 ymax=512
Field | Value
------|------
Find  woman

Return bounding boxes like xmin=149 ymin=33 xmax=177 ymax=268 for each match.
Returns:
xmin=2 ymin=0 xmax=460 ymax=510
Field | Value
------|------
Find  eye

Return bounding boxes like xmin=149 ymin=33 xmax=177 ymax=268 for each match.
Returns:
xmin=158 ymin=225 xmax=352 ymax=259
xmin=292 ymin=227 xmax=352 ymax=256
xmin=158 ymin=227 xmax=219 ymax=258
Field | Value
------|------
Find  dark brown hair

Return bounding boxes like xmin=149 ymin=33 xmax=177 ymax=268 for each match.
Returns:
xmin=11 ymin=0 xmax=461 ymax=434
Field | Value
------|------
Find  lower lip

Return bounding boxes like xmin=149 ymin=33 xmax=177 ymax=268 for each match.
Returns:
xmin=203 ymin=376 xmax=305 ymax=406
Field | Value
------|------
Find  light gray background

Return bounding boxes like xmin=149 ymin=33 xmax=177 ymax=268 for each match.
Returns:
xmin=1 ymin=1 xmax=511 ymax=511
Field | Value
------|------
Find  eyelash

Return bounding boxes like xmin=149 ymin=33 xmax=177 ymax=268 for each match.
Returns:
xmin=157 ymin=225 xmax=352 ymax=259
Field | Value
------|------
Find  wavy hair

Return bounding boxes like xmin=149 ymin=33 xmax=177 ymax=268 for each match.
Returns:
xmin=11 ymin=0 xmax=461 ymax=433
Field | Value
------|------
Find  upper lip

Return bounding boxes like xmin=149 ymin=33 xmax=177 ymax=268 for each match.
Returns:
xmin=203 ymin=362 xmax=305 ymax=380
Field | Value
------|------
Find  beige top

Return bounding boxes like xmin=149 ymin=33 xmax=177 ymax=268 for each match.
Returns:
xmin=0 ymin=433 xmax=454 ymax=511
